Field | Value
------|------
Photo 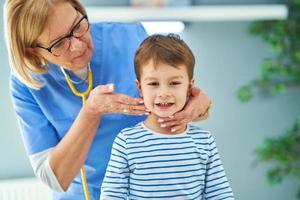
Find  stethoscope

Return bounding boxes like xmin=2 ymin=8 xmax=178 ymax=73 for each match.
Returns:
xmin=61 ymin=63 xmax=92 ymax=200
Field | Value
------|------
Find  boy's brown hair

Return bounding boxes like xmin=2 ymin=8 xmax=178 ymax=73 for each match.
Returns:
xmin=134 ymin=33 xmax=195 ymax=81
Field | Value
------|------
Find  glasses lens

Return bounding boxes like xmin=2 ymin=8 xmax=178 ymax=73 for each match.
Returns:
xmin=52 ymin=38 xmax=71 ymax=56
xmin=73 ymin=17 xmax=89 ymax=38
xmin=50 ymin=16 xmax=89 ymax=56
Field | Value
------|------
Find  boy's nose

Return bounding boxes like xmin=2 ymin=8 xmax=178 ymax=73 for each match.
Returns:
xmin=158 ymin=94 xmax=171 ymax=100
xmin=158 ymin=87 xmax=171 ymax=99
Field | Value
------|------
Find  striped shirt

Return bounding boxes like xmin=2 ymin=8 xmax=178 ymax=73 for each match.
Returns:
xmin=100 ymin=122 xmax=234 ymax=200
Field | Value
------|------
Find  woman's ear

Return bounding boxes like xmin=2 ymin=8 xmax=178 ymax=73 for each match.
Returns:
xmin=188 ymin=79 xmax=195 ymax=97
xmin=26 ymin=48 xmax=48 ymax=66
xmin=135 ymin=79 xmax=143 ymax=97
xmin=26 ymin=47 xmax=40 ymax=57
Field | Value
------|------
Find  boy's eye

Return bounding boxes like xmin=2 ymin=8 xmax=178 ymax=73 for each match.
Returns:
xmin=170 ymin=81 xmax=181 ymax=85
xmin=147 ymin=82 xmax=159 ymax=86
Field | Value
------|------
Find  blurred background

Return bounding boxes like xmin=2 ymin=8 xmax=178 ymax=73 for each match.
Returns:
xmin=1 ymin=0 xmax=299 ymax=199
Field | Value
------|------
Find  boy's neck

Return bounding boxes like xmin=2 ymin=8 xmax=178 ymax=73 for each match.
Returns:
xmin=144 ymin=113 xmax=187 ymax=135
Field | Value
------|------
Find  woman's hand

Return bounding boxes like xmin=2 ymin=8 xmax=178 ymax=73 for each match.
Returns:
xmin=84 ymin=84 xmax=148 ymax=117
xmin=157 ymin=87 xmax=211 ymax=133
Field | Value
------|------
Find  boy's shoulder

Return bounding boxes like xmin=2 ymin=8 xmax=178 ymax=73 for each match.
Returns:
xmin=118 ymin=122 xmax=145 ymax=137
xmin=188 ymin=123 xmax=209 ymax=132
xmin=187 ymin=124 xmax=212 ymax=139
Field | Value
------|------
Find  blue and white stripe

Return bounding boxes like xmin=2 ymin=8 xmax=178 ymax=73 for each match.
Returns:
xmin=100 ymin=122 xmax=234 ymax=200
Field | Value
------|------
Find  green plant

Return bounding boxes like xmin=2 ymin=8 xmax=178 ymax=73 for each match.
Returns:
xmin=237 ymin=0 xmax=300 ymax=198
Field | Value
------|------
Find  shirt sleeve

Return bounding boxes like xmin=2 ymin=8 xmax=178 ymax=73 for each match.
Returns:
xmin=29 ymin=148 xmax=64 ymax=192
xmin=10 ymin=75 xmax=59 ymax=155
xmin=10 ymin=75 xmax=62 ymax=191
xmin=100 ymin=132 xmax=129 ymax=200
xmin=204 ymin=133 xmax=234 ymax=200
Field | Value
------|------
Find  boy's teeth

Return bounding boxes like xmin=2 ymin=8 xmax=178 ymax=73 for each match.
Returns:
xmin=157 ymin=102 xmax=173 ymax=106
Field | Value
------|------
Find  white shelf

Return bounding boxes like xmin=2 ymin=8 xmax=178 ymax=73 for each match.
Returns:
xmin=86 ymin=5 xmax=288 ymax=22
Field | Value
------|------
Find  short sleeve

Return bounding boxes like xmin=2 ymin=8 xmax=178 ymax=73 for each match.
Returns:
xmin=204 ymin=133 xmax=234 ymax=199
xmin=100 ymin=132 xmax=129 ymax=200
xmin=10 ymin=75 xmax=59 ymax=155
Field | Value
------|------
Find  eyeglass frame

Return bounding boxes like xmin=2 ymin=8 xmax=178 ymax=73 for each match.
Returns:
xmin=36 ymin=14 xmax=89 ymax=56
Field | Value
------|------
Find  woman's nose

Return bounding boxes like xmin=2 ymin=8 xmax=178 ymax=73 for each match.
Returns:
xmin=69 ymin=37 xmax=83 ymax=52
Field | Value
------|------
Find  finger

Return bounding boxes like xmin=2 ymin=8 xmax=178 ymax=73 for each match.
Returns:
xmin=129 ymin=104 xmax=148 ymax=112
xmin=115 ymin=105 xmax=148 ymax=116
xmin=157 ymin=115 xmax=175 ymax=123
xmin=173 ymin=110 xmax=189 ymax=120
xmin=121 ymin=104 xmax=147 ymax=113
xmin=198 ymin=112 xmax=209 ymax=121
xmin=157 ymin=110 xmax=188 ymax=123
xmin=109 ymin=102 xmax=145 ymax=113
xmin=115 ymin=93 xmax=144 ymax=105
xmin=160 ymin=117 xmax=189 ymax=128
xmin=123 ymin=109 xmax=148 ymax=116
xmin=170 ymin=124 xmax=187 ymax=134
xmin=94 ymin=83 xmax=115 ymax=94
xmin=191 ymin=87 xmax=201 ymax=97
xmin=159 ymin=120 xmax=179 ymax=128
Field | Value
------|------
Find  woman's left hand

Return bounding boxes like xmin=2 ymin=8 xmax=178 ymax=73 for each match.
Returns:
xmin=158 ymin=87 xmax=211 ymax=133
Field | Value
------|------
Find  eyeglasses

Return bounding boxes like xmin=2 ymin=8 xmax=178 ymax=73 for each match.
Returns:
xmin=37 ymin=14 xmax=89 ymax=57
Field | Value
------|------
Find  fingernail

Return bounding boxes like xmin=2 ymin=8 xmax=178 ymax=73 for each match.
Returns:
xmin=123 ymin=109 xmax=128 ymax=113
xmin=158 ymin=119 xmax=164 ymax=123
xmin=144 ymin=112 xmax=150 ymax=115
xmin=171 ymin=128 xmax=176 ymax=132
xmin=169 ymin=115 xmax=174 ymax=119
xmin=139 ymin=100 xmax=144 ymax=104
xmin=108 ymin=84 xmax=114 ymax=91
xmin=160 ymin=124 xmax=166 ymax=127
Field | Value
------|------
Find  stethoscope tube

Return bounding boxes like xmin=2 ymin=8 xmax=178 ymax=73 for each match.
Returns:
xmin=61 ymin=63 xmax=93 ymax=200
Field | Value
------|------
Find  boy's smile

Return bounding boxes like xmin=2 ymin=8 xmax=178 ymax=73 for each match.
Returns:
xmin=154 ymin=102 xmax=175 ymax=110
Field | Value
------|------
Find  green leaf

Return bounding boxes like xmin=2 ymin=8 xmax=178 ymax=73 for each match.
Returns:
xmin=294 ymin=0 xmax=300 ymax=8
xmin=239 ymin=1 xmax=300 ymax=197
xmin=237 ymin=86 xmax=252 ymax=102
xmin=267 ymin=168 xmax=283 ymax=185
xmin=295 ymin=51 xmax=300 ymax=62
xmin=271 ymin=84 xmax=286 ymax=94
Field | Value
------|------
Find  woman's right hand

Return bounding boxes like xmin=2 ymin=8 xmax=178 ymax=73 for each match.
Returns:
xmin=84 ymin=83 xmax=148 ymax=117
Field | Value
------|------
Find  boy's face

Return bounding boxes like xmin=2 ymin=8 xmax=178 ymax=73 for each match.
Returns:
xmin=137 ymin=61 xmax=194 ymax=118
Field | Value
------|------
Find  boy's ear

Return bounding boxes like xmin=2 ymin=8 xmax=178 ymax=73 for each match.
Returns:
xmin=188 ymin=79 xmax=195 ymax=97
xmin=135 ymin=79 xmax=143 ymax=97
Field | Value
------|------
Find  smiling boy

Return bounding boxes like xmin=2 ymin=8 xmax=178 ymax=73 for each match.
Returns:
xmin=100 ymin=34 xmax=234 ymax=200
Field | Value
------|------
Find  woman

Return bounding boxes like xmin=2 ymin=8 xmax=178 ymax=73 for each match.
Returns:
xmin=4 ymin=0 xmax=211 ymax=199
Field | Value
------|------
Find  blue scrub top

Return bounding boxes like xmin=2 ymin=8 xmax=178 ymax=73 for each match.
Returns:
xmin=10 ymin=22 xmax=147 ymax=200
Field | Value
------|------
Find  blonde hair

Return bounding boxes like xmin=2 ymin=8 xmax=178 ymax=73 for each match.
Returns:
xmin=4 ymin=0 xmax=86 ymax=89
